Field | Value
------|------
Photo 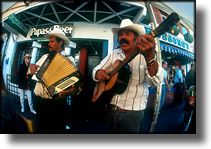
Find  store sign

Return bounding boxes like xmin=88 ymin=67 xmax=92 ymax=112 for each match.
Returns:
xmin=160 ymin=33 xmax=190 ymax=51
xmin=5 ymin=14 xmax=29 ymax=37
xmin=144 ymin=26 xmax=191 ymax=52
xmin=30 ymin=24 xmax=73 ymax=38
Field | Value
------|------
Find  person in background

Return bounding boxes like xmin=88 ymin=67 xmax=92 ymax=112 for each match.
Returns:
xmin=31 ymin=28 xmax=79 ymax=133
xmin=185 ymin=63 xmax=195 ymax=90
xmin=181 ymin=67 xmax=186 ymax=83
xmin=173 ymin=63 xmax=185 ymax=105
xmin=182 ymin=63 xmax=196 ymax=133
xmin=92 ymin=19 xmax=162 ymax=133
xmin=1 ymin=60 xmax=30 ymax=133
xmin=17 ymin=54 xmax=36 ymax=114
xmin=160 ymin=61 xmax=170 ymax=111
xmin=186 ymin=85 xmax=196 ymax=133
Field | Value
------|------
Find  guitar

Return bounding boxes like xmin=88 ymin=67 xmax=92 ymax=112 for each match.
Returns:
xmin=92 ymin=12 xmax=180 ymax=103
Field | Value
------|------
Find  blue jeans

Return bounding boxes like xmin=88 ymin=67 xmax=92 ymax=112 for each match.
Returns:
xmin=160 ymin=84 xmax=167 ymax=111
xmin=106 ymin=104 xmax=144 ymax=133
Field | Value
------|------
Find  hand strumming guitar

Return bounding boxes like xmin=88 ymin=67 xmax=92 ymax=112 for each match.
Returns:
xmin=136 ymin=34 xmax=158 ymax=76
xmin=95 ymin=69 xmax=110 ymax=81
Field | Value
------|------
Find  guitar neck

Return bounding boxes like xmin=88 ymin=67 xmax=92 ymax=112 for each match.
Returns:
xmin=108 ymin=49 xmax=139 ymax=77
xmin=108 ymin=12 xmax=180 ymax=78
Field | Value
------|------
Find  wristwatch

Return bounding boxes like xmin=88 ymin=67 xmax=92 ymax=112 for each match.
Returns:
xmin=147 ymin=55 xmax=157 ymax=65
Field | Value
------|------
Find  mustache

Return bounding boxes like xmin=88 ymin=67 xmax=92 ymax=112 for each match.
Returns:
xmin=119 ymin=39 xmax=129 ymax=45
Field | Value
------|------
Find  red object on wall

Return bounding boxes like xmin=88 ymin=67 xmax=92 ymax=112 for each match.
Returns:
xmin=151 ymin=5 xmax=163 ymax=24
xmin=79 ymin=47 xmax=88 ymax=85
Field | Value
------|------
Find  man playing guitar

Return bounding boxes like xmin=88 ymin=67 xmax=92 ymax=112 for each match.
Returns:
xmin=92 ymin=19 xmax=163 ymax=133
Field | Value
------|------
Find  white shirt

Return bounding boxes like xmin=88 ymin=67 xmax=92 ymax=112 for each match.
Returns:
xmin=92 ymin=48 xmax=163 ymax=111
xmin=32 ymin=53 xmax=76 ymax=99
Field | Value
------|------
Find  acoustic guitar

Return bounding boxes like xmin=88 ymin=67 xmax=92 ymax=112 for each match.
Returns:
xmin=92 ymin=12 xmax=180 ymax=103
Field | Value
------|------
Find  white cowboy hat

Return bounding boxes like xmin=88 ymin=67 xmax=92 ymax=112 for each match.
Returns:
xmin=45 ymin=28 xmax=70 ymax=46
xmin=111 ymin=19 xmax=145 ymax=36
xmin=24 ymin=54 xmax=32 ymax=60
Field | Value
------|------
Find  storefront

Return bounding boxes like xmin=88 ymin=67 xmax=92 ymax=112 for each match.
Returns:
xmin=2 ymin=1 xmax=194 ymax=133
xmin=2 ymin=0 xmax=148 ymax=95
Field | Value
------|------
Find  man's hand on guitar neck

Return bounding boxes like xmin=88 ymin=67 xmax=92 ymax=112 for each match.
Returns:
xmin=95 ymin=69 xmax=110 ymax=81
xmin=136 ymin=34 xmax=158 ymax=77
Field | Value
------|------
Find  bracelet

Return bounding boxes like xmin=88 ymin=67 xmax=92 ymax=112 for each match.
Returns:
xmin=147 ymin=55 xmax=157 ymax=65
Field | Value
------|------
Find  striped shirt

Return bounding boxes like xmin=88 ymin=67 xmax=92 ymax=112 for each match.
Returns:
xmin=92 ymin=48 xmax=163 ymax=111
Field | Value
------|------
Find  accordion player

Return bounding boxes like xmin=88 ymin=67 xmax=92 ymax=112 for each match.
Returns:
xmin=32 ymin=51 xmax=81 ymax=99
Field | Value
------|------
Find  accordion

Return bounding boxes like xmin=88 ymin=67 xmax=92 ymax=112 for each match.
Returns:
xmin=36 ymin=52 xmax=80 ymax=97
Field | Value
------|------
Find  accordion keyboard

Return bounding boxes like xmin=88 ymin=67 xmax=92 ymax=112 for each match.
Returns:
xmin=55 ymin=76 xmax=79 ymax=93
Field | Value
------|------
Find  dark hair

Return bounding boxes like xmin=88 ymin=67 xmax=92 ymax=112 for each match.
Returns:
xmin=162 ymin=61 xmax=167 ymax=65
xmin=55 ymin=37 xmax=65 ymax=49
xmin=131 ymin=30 xmax=139 ymax=37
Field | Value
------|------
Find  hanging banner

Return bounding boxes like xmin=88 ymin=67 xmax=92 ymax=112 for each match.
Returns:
xmin=5 ymin=14 xmax=29 ymax=37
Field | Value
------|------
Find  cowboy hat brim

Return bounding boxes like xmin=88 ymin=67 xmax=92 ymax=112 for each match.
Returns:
xmin=45 ymin=33 xmax=70 ymax=46
xmin=111 ymin=24 xmax=145 ymax=36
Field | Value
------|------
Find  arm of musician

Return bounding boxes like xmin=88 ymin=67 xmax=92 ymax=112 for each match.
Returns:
xmin=136 ymin=34 xmax=159 ymax=76
xmin=146 ymin=63 xmax=163 ymax=87
xmin=31 ymin=54 xmax=48 ymax=81
xmin=136 ymin=34 xmax=162 ymax=86
xmin=59 ymin=85 xmax=79 ymax=98
xmin=92 ymin=53 xmax=113 ymax=81
xmin=29 ymin=64 xmax=40 ymax=75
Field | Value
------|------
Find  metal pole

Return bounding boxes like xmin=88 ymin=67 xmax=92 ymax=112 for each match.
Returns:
xmin=145 ymin=1 xmax=162 ymax=133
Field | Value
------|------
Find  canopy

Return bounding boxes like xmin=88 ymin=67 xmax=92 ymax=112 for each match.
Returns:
xmin=160 ymin=42 xmax=195 ymax=65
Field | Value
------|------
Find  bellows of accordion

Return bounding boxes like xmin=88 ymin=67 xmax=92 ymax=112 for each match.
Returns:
xmin=36 ymin=52 xmax=80 ymax=97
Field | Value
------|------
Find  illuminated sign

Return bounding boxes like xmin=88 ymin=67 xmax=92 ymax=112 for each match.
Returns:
xmin=30 ymin=24 xmax=73 ymax=38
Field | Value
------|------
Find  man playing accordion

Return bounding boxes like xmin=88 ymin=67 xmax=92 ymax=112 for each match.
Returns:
xmin=31 ymin=28 xmax=80 ymax=133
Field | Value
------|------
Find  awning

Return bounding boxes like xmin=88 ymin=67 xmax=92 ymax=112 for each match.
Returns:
xmin=160 ymin=42 xmax=195 ymax=65
xmin=160 ymin=42 xmax=194 ymax=59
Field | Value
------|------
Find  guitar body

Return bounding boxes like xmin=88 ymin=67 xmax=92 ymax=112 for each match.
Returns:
xmin=92 ymin=61 xmax=131 ymax=102
xmin=110 ymin=64 xmax=131 ymax=94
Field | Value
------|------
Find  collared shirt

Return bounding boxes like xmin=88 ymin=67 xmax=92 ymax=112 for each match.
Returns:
xmin=92 ymin=48 xmax=163 ymax=111
xmin=32 ymin=53 xmax=76 ymax=99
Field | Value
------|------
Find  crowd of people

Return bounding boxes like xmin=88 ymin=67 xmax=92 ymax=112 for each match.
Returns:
xmin=0 ymin=18 xmax=195 ymax=134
